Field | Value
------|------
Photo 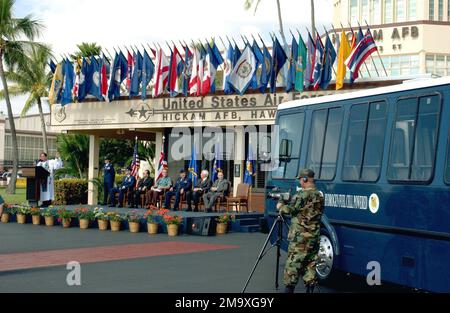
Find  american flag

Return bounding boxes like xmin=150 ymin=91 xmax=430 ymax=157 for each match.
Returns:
xmin=156 ymin=145 xmax=168 ymax=181
xmin=131 ymin=140 xmax=140 ymax=179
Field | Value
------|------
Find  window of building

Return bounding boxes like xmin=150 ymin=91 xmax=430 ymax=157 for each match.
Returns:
xmin=438 ymin=0 xmax=444 ymax=20
xmin=350 ymin=0 xmax=359 ymax=24
xmin=429 ymin=0 xmax=435 ymax=20
xmin=408 ymin=0 xmax=417 ymax=20
xmin=361 ymin=0 xmax=370 ymax=22
xmin=307 ymin=107 xmax=343 ymax=180
xmin=343 ymin=101 xmax=387 ymax=182
xmin=272 ymin=112 xmax=305 ymax=179
xmin=372 ymin=0 xmax=382 ymax=23
xmin=388 ymin=95 xmax=441 ymax=182
xmin=385 ymin=0 xmax=394 ymax=23
xmin=396 ymin=0 xmax=406 ymax=22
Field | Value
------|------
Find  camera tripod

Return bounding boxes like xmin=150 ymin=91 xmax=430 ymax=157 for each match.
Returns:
xmin=242 ymin=211 xmax=290 ymax=293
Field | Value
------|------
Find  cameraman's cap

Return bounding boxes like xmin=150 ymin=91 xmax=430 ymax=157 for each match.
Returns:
xmin=179 ymin=169 xmax=186 ymax=173
xmin=296 ymin=168 xmax=315 ymax=179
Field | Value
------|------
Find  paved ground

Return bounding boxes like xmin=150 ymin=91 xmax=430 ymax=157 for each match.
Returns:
xmin=0 ymin=222 xmax=412 ymax=293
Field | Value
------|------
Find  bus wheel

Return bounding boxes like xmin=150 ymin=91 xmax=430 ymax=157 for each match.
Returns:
xmin=316 ymin=232 xmax=334 ymax=281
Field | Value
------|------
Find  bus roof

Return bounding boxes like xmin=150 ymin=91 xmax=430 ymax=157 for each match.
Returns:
xmin=278 ymin=76 xmax=450 ymax=111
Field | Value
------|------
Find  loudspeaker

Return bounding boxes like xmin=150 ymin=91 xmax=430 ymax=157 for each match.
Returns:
xmin=187 ymin=217 xmax=216 ymax=236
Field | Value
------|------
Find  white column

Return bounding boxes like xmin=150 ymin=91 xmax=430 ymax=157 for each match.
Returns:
xmin=233 ymin=127 xmax=245 ymax=196
xmin=154 ymin=131 xmax=163 ymax=178
xmin=88 ymin=135 xmax=100 ymax=205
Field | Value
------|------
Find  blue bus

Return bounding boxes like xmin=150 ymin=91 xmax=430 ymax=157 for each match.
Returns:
xmin=265 ymin=77 xmax=450 ymax=292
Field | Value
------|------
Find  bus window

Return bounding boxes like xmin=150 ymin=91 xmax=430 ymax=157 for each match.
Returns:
xmin=272 ymin=112 xmax=305 ymax=179
xmin=343 ymin=101 xmax=387 ymax=182
xmin=446 ymin=128 xmax=450 ymax=184
xmin=388 ymin=94 xmax=441 ymax=182
xmin=410 ymin=95 xmax=440 ymax=181
xmin=307 ymin=107 xmax=343 ymax=180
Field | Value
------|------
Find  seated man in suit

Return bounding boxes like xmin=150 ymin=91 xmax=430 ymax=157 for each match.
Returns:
xmin=203 ymin=171 xmax=229 ymax=213
xmin=145 ymin=169 xmax=172 ymax=208
xmin=164 ymin=169 xmax=192 ymax=211
xmin=130 ymin=169 xmax=154 ymax=208
xmin=186 ymin=169 xmax=211 ymax=212
xmin=109 ymin=167 xmax=136 ymax=208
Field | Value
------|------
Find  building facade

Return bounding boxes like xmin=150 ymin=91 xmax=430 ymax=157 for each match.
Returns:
xmin=0 ymin=113 xmax=59 ymax=171
xmin=332 ymin=0 xmax=450 ymax=77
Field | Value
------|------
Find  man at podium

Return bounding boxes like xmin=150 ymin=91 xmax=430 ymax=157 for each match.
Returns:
xmin=36 ymin=152 xmax=63 ymax=207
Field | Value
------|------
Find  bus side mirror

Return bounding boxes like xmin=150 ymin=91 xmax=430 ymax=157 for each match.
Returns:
xmin=280 ymin=139 xmax=292 ymax=158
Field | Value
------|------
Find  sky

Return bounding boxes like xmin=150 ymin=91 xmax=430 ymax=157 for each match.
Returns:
xmin=1 ymin=0 xmax=333 ymax=116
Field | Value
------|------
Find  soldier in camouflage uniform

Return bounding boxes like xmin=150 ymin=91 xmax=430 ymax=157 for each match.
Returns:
xmin=276 ymin=169 xmax=324 ymax=293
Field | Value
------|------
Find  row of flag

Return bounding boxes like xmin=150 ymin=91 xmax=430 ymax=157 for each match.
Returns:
xmin=49 ymin=27 xmax=379 ymax=106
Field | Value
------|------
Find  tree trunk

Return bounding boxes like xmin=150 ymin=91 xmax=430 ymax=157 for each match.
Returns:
xmin=37 ymin=97 xmax=49 ymax=154
xmin=276 ymin=0 xmax=288 ymax=47
xmin=0 ymin=54 xmax=19 ymax=194
xmin=311 ymin=0 xmax=316 ymax=39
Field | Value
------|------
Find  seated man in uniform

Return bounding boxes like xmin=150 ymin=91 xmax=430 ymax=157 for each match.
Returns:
xmin=186 ymin=169 xmax=211 ymax=212
xmin=145 ymin=169 xmax=172 ymax=208
xmin=0 ymin=195 xmax=4 ymax=216
xmin=130 ymin=170 xmax=153 ymax=208
xmin=164 ymin=169 xmax=192 ymax=211
xmin=109 ymin=167 xmax=136 ymax=208
xmin=203 ymin=171 xmax=229 ymax=213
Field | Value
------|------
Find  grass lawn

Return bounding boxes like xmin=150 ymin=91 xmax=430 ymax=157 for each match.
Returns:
xmin=0 ymin=187 xmax=27 ymax=204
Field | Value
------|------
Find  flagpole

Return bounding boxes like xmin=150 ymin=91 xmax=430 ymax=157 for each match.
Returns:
xmin=364 ymin=20 xmax=388 ymax=77
xmin=357 ymin=21 xmax=380 ymax=77
xmin=257 ymin=34 xmax=268 ymax=49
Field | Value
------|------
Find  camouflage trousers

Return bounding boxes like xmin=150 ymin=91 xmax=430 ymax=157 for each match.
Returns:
xmin=283 ymin=233 xmax=320 ymax=287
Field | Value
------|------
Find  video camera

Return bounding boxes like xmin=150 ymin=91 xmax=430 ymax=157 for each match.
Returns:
xmin=267 ymin=187 xmax=294 ymax=204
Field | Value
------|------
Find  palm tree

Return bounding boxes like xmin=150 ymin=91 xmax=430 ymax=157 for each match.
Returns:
xmin=71 ymin=42 xmax=102 ymax=59
xmin=56 ymin=134 xmax=90 ymax=179
xmin=0 ymin=0 xmax=45 ymax=194
xmin=0 ymin=45 xmax=53 ymax=154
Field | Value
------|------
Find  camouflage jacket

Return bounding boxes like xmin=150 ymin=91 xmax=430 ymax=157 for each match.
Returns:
xmin=279 ymin=187 xmax=324 ymax=241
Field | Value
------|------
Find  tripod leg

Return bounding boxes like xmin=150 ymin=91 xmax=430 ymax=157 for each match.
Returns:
xmin=275 ymin=217 xmax=283 ymax=289
xmin=242 ymin=216 xmax=281 ymax=293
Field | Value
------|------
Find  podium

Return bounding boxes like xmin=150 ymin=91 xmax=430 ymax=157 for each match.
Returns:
xmin=22 ymin=166 xmax=50 ymax=205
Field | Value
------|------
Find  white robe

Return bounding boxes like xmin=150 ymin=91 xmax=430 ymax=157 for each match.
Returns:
xmin=36 ymin=158 xmax=63 ymax=203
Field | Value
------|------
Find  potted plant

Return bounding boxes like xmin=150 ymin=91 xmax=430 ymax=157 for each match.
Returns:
xmin=125 ymin=210 xmax=141 ymax=233
xmin=163 ymin=213 xmax=183 ymax=236
xmin=144 ymin=209 xmax=160 ymax=234
xmin=75 ymin=207 xmax=94 ymax=229
xmin=16 ymin=204 xmax=30 ymax=224
xmin=1 ymin=205 xmax=15 ymax=223
xmin=57 ymin=208 xmax=75 ymax=228
xmin=107 ymin=212 xmax=122 ymax=232
xmin=94 ymin=207 xmax=109 ymax=230
xmin=30 ymin=207 xmax=41 ymax=225
xmin=215 ymin=214 xmax=235 ymax=234
xmin=41 ymin=207 xmax=57 ymax=226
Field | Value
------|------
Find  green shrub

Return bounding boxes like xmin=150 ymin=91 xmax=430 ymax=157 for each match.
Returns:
xmin=55 ymin=179 xmax=88 ymax=205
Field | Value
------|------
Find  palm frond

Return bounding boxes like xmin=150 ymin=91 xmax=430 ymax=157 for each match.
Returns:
xmin=20 ymin=93 xmax=36 ymax=116
xmin=11 ymin=14 xmax=44 ymax=41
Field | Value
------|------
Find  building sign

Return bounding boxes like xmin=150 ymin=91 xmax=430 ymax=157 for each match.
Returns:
xmin=51 ymin=90 xmax=354 ymax=130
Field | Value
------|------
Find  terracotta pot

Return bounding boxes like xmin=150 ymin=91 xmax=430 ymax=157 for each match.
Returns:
xmin=98 ymin=219 xmax=108 ymax=230
xmin=32 ymin=215 xmax=41 ymax=225
xmin=147 ymin=222 xmax=158 ymax=234
xmin=1 ymin=213 xmax=10 ymax=223
xmin=79 ymin=219 xmax=90 ymax=229
xmin=110 ymin=220 xmax=121 ymax=232
xmin=129 ymin=221 xmax=140 ymax=233
xmin=17 ymin=213 xmax=26 ymax=224
xmin=62 ymin=218 xmax=71 ymax=228
xmin=44 ymin=216 xmax=54 ymax=226
xmin=167 ymin=224 xmax=179 ymax=236
xmin=216 ymin=223 xmax=227 ymax=234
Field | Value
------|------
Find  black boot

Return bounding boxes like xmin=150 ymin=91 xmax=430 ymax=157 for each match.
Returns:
xmin=305 ymin=284 xmax=315 ymax=293
xmin=284 ymin=285 xmax=295 ymax=293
